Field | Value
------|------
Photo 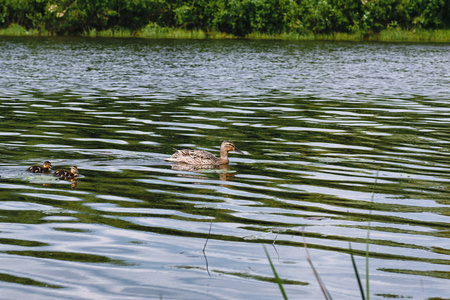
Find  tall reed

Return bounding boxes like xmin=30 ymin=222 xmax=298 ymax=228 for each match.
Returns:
xmin=263 ymin=245 xmax=288 ymax=300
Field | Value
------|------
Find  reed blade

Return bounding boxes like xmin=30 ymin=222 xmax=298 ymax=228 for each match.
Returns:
xmin=302 ymin=234 xmax=333 ymax=300
xmin=263 ymin=245 xmax=288 ymax=300
xmin=349 ymin=243 xmax=365 ymax=300
xmin=366 ymin=169 xmax=379 ymax=300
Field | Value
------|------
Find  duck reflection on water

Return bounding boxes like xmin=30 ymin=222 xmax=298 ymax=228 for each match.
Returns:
xmin=170 ymin=163 xmax=235 ymax=181
xmin=70 ymin=178 xmax=78 ymax=189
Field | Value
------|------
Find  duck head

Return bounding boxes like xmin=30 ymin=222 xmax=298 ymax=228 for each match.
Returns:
xmin=71 ymin=166 xmax=79 ymax=176
xmin=221 ymin=141 xmax=243 ymax=154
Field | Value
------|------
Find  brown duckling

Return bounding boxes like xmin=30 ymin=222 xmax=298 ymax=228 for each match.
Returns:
xmin=53 ymin=166 xmax=78 ymax=180
xmin=27 ymin=161 xmax=52 ymax=173
xmin=165 ymin=141 xmax=243 ymax=165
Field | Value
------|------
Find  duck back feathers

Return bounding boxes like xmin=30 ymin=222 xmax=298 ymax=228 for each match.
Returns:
xmin=53 ymin=166 xmax=78 ymax=179
xmin=165 ymin=149 xmax=221 ymax=164
xmin=164 ymin=141 xmax=242 ymax=165
xmin=27 ymin=161 xmax=52 ymax=173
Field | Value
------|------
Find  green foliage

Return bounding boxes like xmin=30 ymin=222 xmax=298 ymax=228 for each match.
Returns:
xmin=360 ymin=0 xmax=447 ymax=33
xmin=0 ymin=0 xmax=448 ymax=36
xmin=208 ymin=0 xmax=298 ymax=36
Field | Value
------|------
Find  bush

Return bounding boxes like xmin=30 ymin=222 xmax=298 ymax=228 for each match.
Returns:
xmin=0 ymin=0 xmax=448 ymax=36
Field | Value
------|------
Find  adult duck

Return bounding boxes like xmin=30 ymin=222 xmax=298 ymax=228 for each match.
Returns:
xmin=27 ymin=161 xmax=52 ymax=173
xmin=53 ymin=166 xmax=78 ymax=180
xmin=165 ymin=141 xmax=243 ymax=165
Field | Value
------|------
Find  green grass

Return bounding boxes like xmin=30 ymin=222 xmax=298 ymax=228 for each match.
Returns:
xmin=83 ymin=27 xmax=134 ymax=38
xmin=249 ymin=29 xmax=450 ymax=42
xmin=2 ymin=23 xmax=450 ymax=42
xmin=0 ymin=23 xmax=50 ymax=36
xmin=314 ymin=32 xmax=364 ymax=41
xmin=138 ymin=23 xmax=207 ymax=39
xmin=375 ymin=29 xmax=450 ymax=42
xmin=140 ymin=28 xmax=206 ymax=39
xmin=246 ymin=31 xmax=316 ymax=40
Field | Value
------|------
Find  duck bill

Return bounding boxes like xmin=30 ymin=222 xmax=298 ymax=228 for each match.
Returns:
xmin=234 ymin=147 xmax=243 ymax=154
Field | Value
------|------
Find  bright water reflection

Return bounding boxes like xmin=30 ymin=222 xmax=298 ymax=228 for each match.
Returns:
xmin=0 ymin=37 xmax=449 ymax=299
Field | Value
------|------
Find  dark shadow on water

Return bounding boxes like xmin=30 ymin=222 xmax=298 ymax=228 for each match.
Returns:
xmin=3 ymin=250 xmax=132 ymax=266
xmin=0 ymin=272 xmax=63 ymax=289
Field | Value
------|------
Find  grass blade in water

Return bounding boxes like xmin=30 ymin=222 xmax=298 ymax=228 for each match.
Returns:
xmin=349 ymin=243 xmax=365 ymax=300
xmin=366 ymin=169 xmax=379 ymax=300
xmin=303 ymin=234 xmax=333 ymax=300
xmin=263 ymin=245 xmax=288 ymax=300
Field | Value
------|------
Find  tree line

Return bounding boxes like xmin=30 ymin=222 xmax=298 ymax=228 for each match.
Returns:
xmin=1 ymin=0 xmax=449 ymax=37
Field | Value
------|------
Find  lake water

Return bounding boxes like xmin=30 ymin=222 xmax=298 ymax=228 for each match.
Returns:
xmin=0 ymin=37 xmax=449 ymax=299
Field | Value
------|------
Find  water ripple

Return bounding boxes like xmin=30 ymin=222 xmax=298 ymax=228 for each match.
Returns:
xmin=0 ymin=38 xmax=449 ymax=299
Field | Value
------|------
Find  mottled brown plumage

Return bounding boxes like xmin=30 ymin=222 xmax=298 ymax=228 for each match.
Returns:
xmin=27 ymin=161 xmax=52 ymax=173
xmin=53 ymin=166 xmax=78 ymax=179
xmin=164 ymin=141 xmax=243 ymax=165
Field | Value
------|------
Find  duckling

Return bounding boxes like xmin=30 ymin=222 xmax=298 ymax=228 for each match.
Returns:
xmin=53 ymin=166 xmax=78 ymax=180
xmin=165 ymin=141 xmax=243 ymax=165
xmin=27 ymin=161 xmax=52 ymax=173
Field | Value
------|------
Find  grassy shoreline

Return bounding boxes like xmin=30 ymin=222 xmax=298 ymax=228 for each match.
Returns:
xmin=1 ymin=23 xmax=449 ymax=42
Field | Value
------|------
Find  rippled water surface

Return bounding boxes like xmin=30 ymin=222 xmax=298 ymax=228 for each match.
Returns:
xmin=0 ymin=37 xmax=449 ymax=299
